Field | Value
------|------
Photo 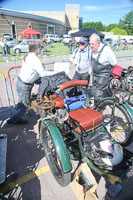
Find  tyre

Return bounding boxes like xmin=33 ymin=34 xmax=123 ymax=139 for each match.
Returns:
xmin=109 ymin=77 xmax=122 ymax=95
xmin=40 ymin=122 xmax=71 ymax=186
xmin=15 ymin=48 xmax=21 ymax=54
xmin=96 ymin=99 xmax=133 ymax=145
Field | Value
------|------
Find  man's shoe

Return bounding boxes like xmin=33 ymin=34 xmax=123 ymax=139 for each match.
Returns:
xmin=7 ymin=119 xmax=28 ymax=125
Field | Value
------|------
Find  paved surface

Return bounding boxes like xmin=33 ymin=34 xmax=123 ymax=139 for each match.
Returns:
xmin=0 ymin=52 xmax=133 ymax=200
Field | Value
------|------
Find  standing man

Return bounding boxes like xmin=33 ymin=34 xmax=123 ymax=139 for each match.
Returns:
xmin=89 ymin=33 xmax=117 ymax=105
xmin=70 ymin=37 xmax=91 ymax=82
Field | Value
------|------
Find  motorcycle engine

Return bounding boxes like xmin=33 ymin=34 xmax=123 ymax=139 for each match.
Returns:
xmin=56 ymin=108 xmax=69 ymax=124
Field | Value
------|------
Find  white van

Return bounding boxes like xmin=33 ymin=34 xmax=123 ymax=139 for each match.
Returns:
xmin=45 ymin=34 xmax=62 ymax=42
xmin=62 ymin=35 xmax=71 ymax=44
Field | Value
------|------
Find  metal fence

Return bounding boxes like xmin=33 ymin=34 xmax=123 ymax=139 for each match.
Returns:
xmin=0 ymin=71 xmax=12 ymax=115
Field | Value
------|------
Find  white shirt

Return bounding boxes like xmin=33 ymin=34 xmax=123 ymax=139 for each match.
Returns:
xmin=0 ymin=41 xmax=4 ymax=47
xmin=19 ymin=52 xmax=47 ymax=84
xmin=70 ymin=46 xmax=91 ymax=73
xmin=91 ymin=43 xmax=117 ymax=66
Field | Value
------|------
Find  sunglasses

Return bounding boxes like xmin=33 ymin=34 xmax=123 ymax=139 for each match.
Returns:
xmin=79 ymin=42 xmax=85 ymax=45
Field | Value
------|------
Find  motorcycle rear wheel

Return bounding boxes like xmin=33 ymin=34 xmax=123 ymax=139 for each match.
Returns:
xmin=40 ymin=122 xmax=71 ymax=186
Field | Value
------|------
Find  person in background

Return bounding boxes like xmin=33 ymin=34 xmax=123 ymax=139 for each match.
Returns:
xmin=73 ymin=39 xmax=77 ymax=51
xmin=0 ymin=38 xmax=6 ymax=56
xmin=70 ymin=37 xmax=91 ymax=82
xmin=18 ymin=35 xmax=23 ymax=44
xmin=68 ymin=38 xmax=73 ymax=54
xmin=7 ymin=40 xmax=47 ymax=125
xmin=89 ymin=33 xmax=117 ymax=105
xmin=3 ymin=38 xmax=10 ymax=56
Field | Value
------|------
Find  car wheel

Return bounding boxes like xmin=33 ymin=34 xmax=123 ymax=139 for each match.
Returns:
xmin=15 ymin=49 xmax=21 ymax=54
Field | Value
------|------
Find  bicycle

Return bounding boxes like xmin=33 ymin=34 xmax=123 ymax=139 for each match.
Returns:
xmin=109 ymin=66 xmax=133 ymax=105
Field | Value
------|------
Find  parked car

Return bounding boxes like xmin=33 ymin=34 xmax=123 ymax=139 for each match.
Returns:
xmin=62 ymin=35 xmax=71 ymax=45
xmin=12 ymin=40 xmax=30 ymax=54
xmin=2 ymin=34 xmax=16 ymax=48
xmin=45 ymin=34 xmax=62 ymax=42
xmin=104 ymin=38 xmax=113 ymax=45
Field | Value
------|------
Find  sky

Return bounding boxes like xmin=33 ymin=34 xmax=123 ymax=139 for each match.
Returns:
xmin=0 ymin=0 xmax=133 ymax=25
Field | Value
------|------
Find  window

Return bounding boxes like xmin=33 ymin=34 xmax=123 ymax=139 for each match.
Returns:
xmin=11 ymin=22 xmax=16 ymax=39
xmin=47 ymin=24 xmax=55 ymax=34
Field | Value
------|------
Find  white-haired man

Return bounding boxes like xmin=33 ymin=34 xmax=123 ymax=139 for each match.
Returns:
xmin=89 ymin=33 xmax=117 ymax=105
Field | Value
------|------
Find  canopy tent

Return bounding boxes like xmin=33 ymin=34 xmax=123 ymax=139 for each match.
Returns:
xmin=19 ymin=27 xmax=41 ymax=35
xmin=71 ymin=28 xmax=104 ymax=39
xmin=19 ymin=27 xmax=41 ymax=39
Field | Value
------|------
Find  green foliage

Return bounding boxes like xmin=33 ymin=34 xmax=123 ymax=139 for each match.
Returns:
xmin=105 ymin=24 xmax=118 ymax=32
xmin=82 ymin=11 xmax=133 ymax=35
xmin=118 ymin=10 xmax=133 ymax=35
xmin=82 ymin=22 xmax=105 ymax=31
xmin=110 ymin=27 xmax=128 ymax=35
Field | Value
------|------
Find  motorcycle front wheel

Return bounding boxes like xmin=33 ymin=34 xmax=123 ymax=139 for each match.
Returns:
xmin=40 ymin=122 xmax=71 ymax=187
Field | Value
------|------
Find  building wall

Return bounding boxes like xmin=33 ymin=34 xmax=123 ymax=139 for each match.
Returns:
xmin=0 ymin=9 xmax=65 ymax=40
xmin=26 ymin=11 xmax=66 ymax=24
xmin=65 ymin=4 xmax=80 ymax=33
xmin=25 ymin=4 xmax=80 ymax=34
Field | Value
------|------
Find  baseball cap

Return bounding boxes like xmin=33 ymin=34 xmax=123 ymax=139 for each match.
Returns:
xmin=79 ymin=37 xmax=88 ymax=44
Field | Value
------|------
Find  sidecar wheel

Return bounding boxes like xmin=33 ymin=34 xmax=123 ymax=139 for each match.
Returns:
xmin=40 ymin=123 xmax=71 ymax=187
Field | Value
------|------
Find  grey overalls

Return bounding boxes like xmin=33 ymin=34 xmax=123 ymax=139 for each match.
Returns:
xmin=91 ymin=45 xmax=112 ymax=105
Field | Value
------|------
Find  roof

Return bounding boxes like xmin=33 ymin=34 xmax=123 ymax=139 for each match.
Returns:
xmin=0 ymin=8 xmax=64 ymax=25
xmin=71 ymin=28 xmax=104 ymax=38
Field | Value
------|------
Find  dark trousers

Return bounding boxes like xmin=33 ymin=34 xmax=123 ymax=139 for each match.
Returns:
xmin=2 ymin=45 xmax=10 ymax=56
xmin=73 ymin=71 xmax=90 ymax=95
xmin=9 ymin=77 xmax=33 ymax=123
xmin=73 ymin=71 xmax=90 ymax=82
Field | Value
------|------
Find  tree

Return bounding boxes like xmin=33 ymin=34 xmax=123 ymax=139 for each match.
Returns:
xmin=105 ymin=24 xmax=118 ymax=32
xmin=118 ymin=11 xmax=133 ymax=35
xmin=110 ymin=27 xmax=128 ymax=35
xmin=95 ymin=22 xmax=105 ymax=31
xmin=82 ymin=22 xmax=105 ymax=31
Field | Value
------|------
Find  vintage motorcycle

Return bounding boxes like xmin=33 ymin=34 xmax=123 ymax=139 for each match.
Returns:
xmin=110 ymin=66 xmax=133 ymax=105
xmin=35 ymin=74 xmax=133 ymax=187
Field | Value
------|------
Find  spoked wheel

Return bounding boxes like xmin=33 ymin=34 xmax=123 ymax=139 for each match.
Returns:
xmin=129 ymin=93 xmax=133 ymax=105
xmin=40 ymin=123 xmax=71 ymax=186
xmin=110 ymin=77 xmax=122 ymax=95
xmin=97 ymin=99 xmax=133 ymax=145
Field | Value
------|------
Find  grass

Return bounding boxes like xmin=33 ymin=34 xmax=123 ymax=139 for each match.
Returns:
xmin=0 ymin=42 xmax=69 ymax=63
xmin=0 ymin=42 xmax=133 ymax=63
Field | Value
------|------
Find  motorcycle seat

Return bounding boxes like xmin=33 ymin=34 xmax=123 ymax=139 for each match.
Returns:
xmin=60 ymin=80 xmax=88 ymax=91
xmin=69 ymin=108 xmax=103 ymax=132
